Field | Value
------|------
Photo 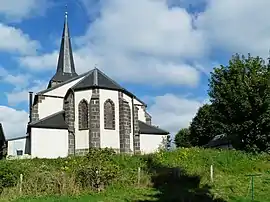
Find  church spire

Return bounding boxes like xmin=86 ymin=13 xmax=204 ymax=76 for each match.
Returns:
xmin=48 ymin=7 xmax=78 ymax=88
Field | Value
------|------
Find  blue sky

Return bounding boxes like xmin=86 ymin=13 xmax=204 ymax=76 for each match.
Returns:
xmin=0 ymin=0 xmax=269 ymax=139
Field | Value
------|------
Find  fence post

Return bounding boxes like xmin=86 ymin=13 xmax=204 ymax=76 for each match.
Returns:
xmin=246 ymin=173 xmax=261 ymax=201
xmin=19 ymin=174 xmax=23 ymax=195
xmin=137 ymin=167 xmax=141 ymax=186
xmin=210 ymin=165 xmax=213 ymax=183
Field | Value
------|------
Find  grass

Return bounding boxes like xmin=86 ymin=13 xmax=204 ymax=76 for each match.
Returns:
xmin=0 ymin=148 xmax=270 ymax=202
xmin=13 ymin=187 xmax=158 ymax=202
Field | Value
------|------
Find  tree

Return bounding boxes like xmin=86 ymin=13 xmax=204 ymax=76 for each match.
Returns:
xmin=174 ymin=128 xmax=192 ymax=148
xmin=189 ymin=104 xmax=224 ymax=146
xmin=208 ymin=53 xmax=270 ymax=152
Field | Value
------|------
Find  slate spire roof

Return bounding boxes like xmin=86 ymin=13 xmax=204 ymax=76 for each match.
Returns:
xmin=48 ymin=11 xmax=78 ymax=88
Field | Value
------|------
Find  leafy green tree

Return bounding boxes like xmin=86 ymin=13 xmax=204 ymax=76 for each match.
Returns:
xmin=189 ymin=104 xmax=224 ymax=146
xmin=174 ymin=128 xmax=192 ymax=148
xmin=208 ymin=53 xmax=270 ymax=152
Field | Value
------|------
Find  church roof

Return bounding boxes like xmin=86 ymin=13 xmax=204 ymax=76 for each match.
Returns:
xmin=138 ymin=121 xmax=169 ymax=135
xmin=28 ymin=111 xmax=68 ymax=130
xmin=48 ymin=12 xmax=78 ymax=87
xmin=37 ymin=71 xmax=88 ymax=95
xmin=72 ymin=68 xmax=124 ymax=91
xmin=70 ymin=68 xmax=147 ymax=106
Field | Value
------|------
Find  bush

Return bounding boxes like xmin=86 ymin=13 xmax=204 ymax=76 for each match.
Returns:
xmin=0 ymin=161 xmax=22 ymax=193
xmin=75 ymin=148 xmax=119 ymax=191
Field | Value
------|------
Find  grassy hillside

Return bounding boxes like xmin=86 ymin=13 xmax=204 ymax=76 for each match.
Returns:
xmin=0 ymin=148 xmax=269 ymax=202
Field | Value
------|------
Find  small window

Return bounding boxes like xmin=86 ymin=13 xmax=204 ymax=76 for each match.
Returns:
xmin=79 ymin=99 xmax=89 ymax=130
xmin=16 ymin=150 xmax=23 ymax=156
xmin=104 ymin=99 xmax=115 ymax=130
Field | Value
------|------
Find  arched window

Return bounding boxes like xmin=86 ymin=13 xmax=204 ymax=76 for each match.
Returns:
xmin=104 ymin=99 xmax=115 ymax=130
xmin=79 ymin=99 xmax=88 ymax=130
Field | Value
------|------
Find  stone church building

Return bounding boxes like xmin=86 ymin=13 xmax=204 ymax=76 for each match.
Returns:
xmin=4 ymin=12 xmax=169 ymax=158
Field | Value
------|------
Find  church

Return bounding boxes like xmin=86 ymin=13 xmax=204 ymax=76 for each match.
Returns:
xmin=3 ymin=12 xmax=169 ymax=159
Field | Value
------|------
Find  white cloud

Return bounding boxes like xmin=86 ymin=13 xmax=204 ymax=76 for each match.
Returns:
xmin=19 ymin=0 xmax=207 ymax=87
xmin=0 ymin=0 xmax=51 ymax=22
xmin=0 ymin=23 xmax=40 ymax=55
xmin=148 ymin=93 xmax=205 ymax=135
xmin=0 ymin=106 xmax=28 ymax=139
xmin=19 ymin=51 xmax=58 ymax=70
xmin=6 ymin=80 xmax=47 ymax=106
xmin=82 ymin=0 xmax=206 ymax=59
xmin=0 ymin=67 xmax=47 ymax=105
xmin=197 ymin=0 xmax=270 ymax=57
xmin=0 ymin=67 xmax=30 ymax=87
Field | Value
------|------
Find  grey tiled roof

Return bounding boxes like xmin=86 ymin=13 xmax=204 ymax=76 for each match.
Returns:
xmin=38 ymin=71 xmax=88 ymax=95
xmin=72 ymin=68 xmax=124 ymax=91
xmin=29 ymin=111 xmax=68 ymax=130
xmin=138 ymin=121 xmax=169 ymax=135
xmin=71 ymin=68 xmax=146 ymax=106
xmin=204 ymin=134 xmax=232 ymax=148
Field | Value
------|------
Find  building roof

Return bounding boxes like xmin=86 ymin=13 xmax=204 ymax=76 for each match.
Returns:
xmin=138 ymin=121 xmax=169 ymax=135
xmin=29 ymin=111 xmax=68 ymax=130
xmin=0 ymin=123 xmax=6 ymax=142
xmin=71 ymin=68 xmax=147 ymax=106
xmin=72 ymin=68 xmax=125 ymax=91
xmin=37 ymin=71 xmax=88 ymax=95
xmin=204 ymin=134 xmax=232 ymax=148
xmin=48 ymin=12 xmax=78 ymax=87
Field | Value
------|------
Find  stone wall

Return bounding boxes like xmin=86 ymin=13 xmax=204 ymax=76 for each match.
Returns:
xmin=64 ymin=92 xmax=75 ymax=155
xmin=118 ymin=92 xmax=131 ymax=153
xmin=89 ymin=89 xmax=100 ymax=148
xmin=31 ymin=95 xmax=45 ymax=122
xmin=75 ymin=148 xmax=89 ymax=156
xmin=133 ymin=106 xmax=140 ymax=154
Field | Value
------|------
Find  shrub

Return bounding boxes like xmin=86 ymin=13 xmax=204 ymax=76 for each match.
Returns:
xmin=75 ymin=148 xmax=119 ymax=191
xmin=0 ymin=161 xmax=22 ymax=193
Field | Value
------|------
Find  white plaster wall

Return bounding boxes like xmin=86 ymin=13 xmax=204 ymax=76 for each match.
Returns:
xmin=140 ymin=134 xmax=167 ymax=154
xmin=44 ymin=76 xmax=85 ymax=97
xmin=74 ymin=90 xmax=92 ymax=149
xmin=123 ymin=93 xmax=134 ymax=152
xmin=100 ymin=89 xmax=119 ymax=149
xmin=7 ymin=138 xmax=26 ymax=156
xmin=38 ymin=97 xmax=63 ymax=120
xmin=137 ymin=105 xmax=146 ymax=122
xmin=31 ymin=128 xmax=68 ymax=158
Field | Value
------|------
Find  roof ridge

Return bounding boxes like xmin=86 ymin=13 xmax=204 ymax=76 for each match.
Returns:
xmin=70 ymin=69 xmax=94 ymax=90
xmin=38 ymin=71 xmax=89 ymax=95
xmin=97 ymin=68 xmax=123 ymax=89
xmin=96 ymin=69 xmax=147 ymax=106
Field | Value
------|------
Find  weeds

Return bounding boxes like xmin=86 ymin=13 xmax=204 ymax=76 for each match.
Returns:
xmin=0 ymin=148 xmax=269 ymax=201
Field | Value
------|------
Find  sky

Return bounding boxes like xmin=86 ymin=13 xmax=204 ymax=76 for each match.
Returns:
xmin=1 ymin=0 xmax=270 ymax=140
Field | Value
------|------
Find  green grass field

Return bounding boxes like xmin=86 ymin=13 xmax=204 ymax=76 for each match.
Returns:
xmin=1 ymin=148 xmax=269 ymax=202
